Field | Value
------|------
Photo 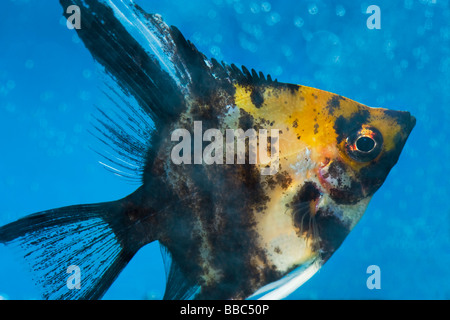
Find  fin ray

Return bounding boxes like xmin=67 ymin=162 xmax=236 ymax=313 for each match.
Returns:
xmin=247 ymin=259 xmax=321 ymax=300
xmin=0 ymin=202 xmax=140 ymax=300
xmin=160 ymin=244 xmax=200 ymax=300
xmin=61 ymin=0 xmax=276 ymax=182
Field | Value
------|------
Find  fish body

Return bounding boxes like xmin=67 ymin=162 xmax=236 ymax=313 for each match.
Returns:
xmin=0 ymin=0 xmax=415 ymax=300
xmin=148 ymin=81 xmax=414 ymax=299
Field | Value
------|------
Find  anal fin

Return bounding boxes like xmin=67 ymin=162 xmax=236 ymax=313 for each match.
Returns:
xmin=160 ymin=244 xmax=200 ymax=300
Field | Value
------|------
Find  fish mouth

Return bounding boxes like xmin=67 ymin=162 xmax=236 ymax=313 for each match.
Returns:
xmin=317 ymin=159 xmax=365 ymax=205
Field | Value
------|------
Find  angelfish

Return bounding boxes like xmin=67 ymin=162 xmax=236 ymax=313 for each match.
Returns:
xmin=0 ymin=0 xmax=415 ymax=300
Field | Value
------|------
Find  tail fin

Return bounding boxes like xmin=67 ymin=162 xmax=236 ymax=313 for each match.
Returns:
xmin=0 ymin=201 xmax=143 ymax=300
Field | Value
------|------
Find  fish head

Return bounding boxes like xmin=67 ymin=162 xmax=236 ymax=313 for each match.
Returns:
xmin=233 ymin=83 xmax=415 ymax=286
xmin=290 ymin=88 xmax=416 ymax=204
xmin=235 ymin=83 xmax=415 ymax=210
xmin=283 ymin=85 xmax=416 ymax=251
xmin=302 ymin=88 xmax=416 ymax=208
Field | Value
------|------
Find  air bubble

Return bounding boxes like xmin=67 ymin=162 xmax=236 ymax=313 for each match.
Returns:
xmin=25 ymin=59 xmax=34 ymax=69
xmin=79 ymin=90 xmax=91 ymax=101
xmin=266 ymin=12 xmax=281 ymax=26
xmin=272 ymin=66 xmax=283 ymax=76
xmin=234 ymin=3 xmax=244 ymax=14
xmin=404 ymin=0 xmax=414 ymax=9
xmin=40 ymin=91 xmax=54 ymax=102
xmin=72 ymin=34 xmax=81 ymax=44
xmin=5 ymin=103 xmax=16 ymax=113
xmin=281 ymin=45 xmax=293 ymax=57
xmin=82 ymin=69 xmax=92 ymax=79
xmin=294 ymin=16 xmax=304 ymax=28
xmin=306 ymin=31 xmax=342 ymax=66
xmin=261 ymin=2 xmax=271 ymax=12
xmin=213 ymin=34 xmax=223 ymax=43
xmin=6 ymin=80 xmax=15 ymax=90
xmin=208 ymin=9 xmax=217 ymax=19
xmin=210 ymin=46 xmax=223 ymax=60
xmin=249 ymin=2 xmax=260 ymax=14
xmin=336 ymin=5 xmax=346 ymax=17
xmin=308 ymin=3 xmax=319 ymax=15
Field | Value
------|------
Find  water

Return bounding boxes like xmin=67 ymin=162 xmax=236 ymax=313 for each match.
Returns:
xmin=0 ymin=0 xmax=449 ymax=300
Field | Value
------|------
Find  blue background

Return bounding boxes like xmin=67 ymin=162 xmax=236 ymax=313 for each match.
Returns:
xmin=0 ymin=0 xmax=449 ymax=300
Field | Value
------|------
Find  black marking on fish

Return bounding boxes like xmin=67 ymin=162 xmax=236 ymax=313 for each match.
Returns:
xmin=286 ymin=83 xmax=300 ymax=95
xmin=326 ymin=95 xmax=344 ymax=116
xmin=276 ymin=171 xmax=293 ymax=190
xmin=333 ymin=109 xmax=371 ymax=144
xmin=228 ymin=63 xmax=274 ymax=87
xmin=357 ymin=130 xmax=408 ymax=198
xmin=238 ymin=108 xmax=256 ymax=130
xmin=294 ymin=181 xmax=322 ymax=202
xmin=290 ymin=182 xmax=321 ymax=244
xmin=326 ymin=161 xmax=364 ymax=205
xmin=265 ymin=171 xmax=293 ymax=190
xmin=383 ymin=110 xmax=416 ymax=134
xmin=336 ymin=110 xmax=415 ymax=200
xmin=250 ymin=86 xmax=265 ymax=109
xmin=315 ymin=208 xmax=350 ymax=261
xmin=160 ymin=163 xmax=277 ymax=299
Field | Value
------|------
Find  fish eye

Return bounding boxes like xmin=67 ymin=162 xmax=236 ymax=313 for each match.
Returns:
xmin=345 ymin=127 xmax=383 ymax=162
xmin=356 ymin=136 xmax=376 ymax=153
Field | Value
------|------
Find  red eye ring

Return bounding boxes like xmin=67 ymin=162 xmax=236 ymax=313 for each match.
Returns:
xmin=345 ymin=127 xmax=383 ymax=162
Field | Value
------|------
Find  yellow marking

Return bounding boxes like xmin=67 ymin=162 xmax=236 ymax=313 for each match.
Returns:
xmin=253 ymin=183 xmax=316 ymax=273
xmin=233 ymin=84 xmax=405 ymax=174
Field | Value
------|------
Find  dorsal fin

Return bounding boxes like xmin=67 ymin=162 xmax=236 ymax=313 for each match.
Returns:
xmin=61 ymin=0 xmax=276 ymax=121
xmin=60 ymin=0 xmax=276 ymax=181
xmin=61 ymin=0 xmax=209 ymax=126
xmin=222 ymin=62 xmax=275 ymax=86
